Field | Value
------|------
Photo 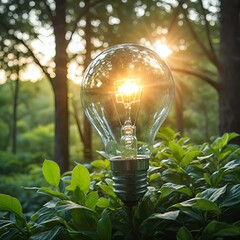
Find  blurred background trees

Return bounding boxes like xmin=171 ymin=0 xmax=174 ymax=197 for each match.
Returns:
xmin=0 ymin=0 xmax=239 ymax=172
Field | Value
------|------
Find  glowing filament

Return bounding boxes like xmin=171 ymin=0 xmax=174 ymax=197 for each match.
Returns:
xmin=114 ymin=78 xmax=142 ymax=159
xmin=114 ymin=78 xmax=142 ymax=106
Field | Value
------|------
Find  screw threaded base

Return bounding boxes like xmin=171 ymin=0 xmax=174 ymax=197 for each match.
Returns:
xmin=110 ymin=157 xmax=149 ymax=206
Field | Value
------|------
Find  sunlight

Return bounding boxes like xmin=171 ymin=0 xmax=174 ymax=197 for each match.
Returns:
xmin=0 ymin=70 xmax=6 ymax=84
xmin=153 ymin=40 xmax=173 ymax=59
xmin=21 ymin=64 xmax=43 ymax=82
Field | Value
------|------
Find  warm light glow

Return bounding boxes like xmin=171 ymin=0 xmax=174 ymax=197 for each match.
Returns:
xmin=0 ymin=70 xmax=6 ymax=84
xmin=118 ymin=81 xmax=140 ymax=95
xmin=153 ymin=40 xmax=172 ymax=59
xmin=21 ymin=64 xmax=43 ymax=82
xmin=114 ymin=78 xmax=143 ymax=105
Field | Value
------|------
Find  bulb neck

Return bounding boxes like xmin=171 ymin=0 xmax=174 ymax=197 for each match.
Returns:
xmin=110 ymin=157 xmax=149 ymax=206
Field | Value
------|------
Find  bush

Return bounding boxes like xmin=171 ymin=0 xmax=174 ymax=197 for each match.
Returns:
xmin=0 ymin=128 xmax=240 ymax=239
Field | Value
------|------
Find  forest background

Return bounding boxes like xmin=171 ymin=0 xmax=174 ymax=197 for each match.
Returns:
xmin=0 ymin=0 xmax=240 ymax=198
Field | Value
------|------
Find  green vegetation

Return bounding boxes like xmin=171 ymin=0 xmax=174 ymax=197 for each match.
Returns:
xmin=0 ymin=0 xmax=239 ymax=239
xmin=0 ymin=128 xmax=240 ymax=239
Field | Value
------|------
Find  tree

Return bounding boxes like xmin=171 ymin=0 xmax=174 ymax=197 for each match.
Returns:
xmin=169 ymin=0 xmax=240 ymax=141
xmin=219 ymin=0 xmax=240 ymax=138
xmin=0 ymin=0 xmax=104 ymax=172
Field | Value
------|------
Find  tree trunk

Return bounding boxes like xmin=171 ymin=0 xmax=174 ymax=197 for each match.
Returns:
xmin=53 ymin=0 xmax=69 ymax=172
xmin=12 ymin=61 xmax=20 ymax=154
xmin=219 ymin=0 xmax=240 ymax=142
xmin=83 ymin=0 xmax=92 ymax=162
xmin=175 ymin=81 xmax=184 ymax=135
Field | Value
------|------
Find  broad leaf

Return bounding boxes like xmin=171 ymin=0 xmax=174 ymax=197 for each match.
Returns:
xmin=66 ymin=164 xmax=90 ymax=194
xmin=181 ymin=151 xmax=201 ymax=168
xmin=38 ymin=187 xmax=68 ymax=200
xmin=202 ymin=220 xmax=240 ymax=239
xmin=220 ymin=184 xmax=240 ymax=207
xmin=98 ymin=184 xmax=117 ymax=198
xmin=91 ymin=159 xmax=110 ymax=169
xmin=56 ymin=201 xmax=98 ymax=231
xmin=96 ymin=198 xmax=110 ymax=208
xmin=97 ymin=210 xmax=112 ymax=240
xmin=177 ymin=226 xmax=194 ymax=240
xmin=0 ymin=194 xmax=22 ymax=217
xmin=29 ymin=226 xmax=64 ymax=240
xmin=169 ymin=141 xmax=185 ymax=161
xmin=174 ymin=198 xmax=221 ymax=214
xmin=200 ymin=185 xmax=227 ymax=203
xmin=85 ymin=191 xmax=98 ymax=210
xmin=42 ymin=160 xmax=60 ymax=189
xmin=147 ymin=210 xmax=180 ymax=221
xmin=160 ymin=183 xmax=192 ymax=198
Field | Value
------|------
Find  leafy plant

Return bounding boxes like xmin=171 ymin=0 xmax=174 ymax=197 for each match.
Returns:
xmin=0 ymin=128 xmax=240 ymax=239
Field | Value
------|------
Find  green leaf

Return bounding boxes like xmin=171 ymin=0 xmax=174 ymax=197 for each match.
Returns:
xmin=97 ymin=210 xmax=112 ymax=240
xmin=181 ymin=151 xmax=201 ymax=168
xmin=0 ymin=194 xmax=22 ymax=217
xmin=91 ymin=159 xmax=110 ymax=169
xmin=149 ymin=172 xmax=161 ymax=183
xmin=85 ymin=191 xmax=99 ymax=210
xmin=202 ymin=220 xmax=240 ymax=239
xmin=200 ymin=185 xmax=227 ymax=203
xmin=219 ymin=149 xmax=231 ymax=162
xmin=66 ymin=164 xmax=90 ymax=194
xmin=228 ymin=132 xmax=240 ymax=141
xmin=224 ymin=159 xmax=240 ymax=171
xmin=169 ymin=141 xmax=185 ymax=161
xmin=98 ymin=184 xmax=117 ymax=198
xmin=220 ymin=184 xmax=240 ymax=207
xmin=156 ymin=127 xmax=177 ymax=141
xmin=221 ymin=133 xmax=229 ymax=149
xmin=204 ymin=173 xmax=211 ymax=185
xmin=200 ymin=184 xmax=240 ymax=208
xmin=42 ymin=160 xmax=60 ymax=189
xmin=29 ymin=226 xmax=63 ymax=240
xmin=177 ymin=226 xmax=194 ymax=240
xmin=0 ymin=228 xmax=21 ymax=240
xmin=38 ymin=187 xmax=68 ymax=200
xmin=174 ymin=198 xmax=221 ymax=215
xmin=160 ymin=183 xmax=192 ymax=198
xmin=96 ymin=198 xmax=110 ymax=208
xmin=210 ymin=169 xmax=225 ymax=187
xmin=147 ymin=210 xmax=180 ymax=221
xmin=56 ymin=201 xmax=98 ymax=231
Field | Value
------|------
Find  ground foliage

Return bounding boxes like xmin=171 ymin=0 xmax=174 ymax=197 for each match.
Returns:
xmin=0 ymin=128 xmax=240 ymax=239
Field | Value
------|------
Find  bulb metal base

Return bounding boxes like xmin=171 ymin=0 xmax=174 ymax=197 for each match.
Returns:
xmin=110 ymin=157 xmax=149 ymax=206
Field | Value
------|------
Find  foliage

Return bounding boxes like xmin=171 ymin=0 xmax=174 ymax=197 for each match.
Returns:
xmin=0 ymin=128 xmax=240 ymax=239
xmin=0 ymin=152 xmax=50 ymax=215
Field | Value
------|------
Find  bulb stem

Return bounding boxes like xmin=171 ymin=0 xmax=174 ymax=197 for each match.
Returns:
xmin=124 ymin=103 xmax=131 ymax=122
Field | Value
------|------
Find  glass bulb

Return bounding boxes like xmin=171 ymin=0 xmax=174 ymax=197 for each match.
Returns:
xmin=81 ymin=44 xmax=175 ymax=161
xmin=81 ymin=44 xmax=175 ymax=205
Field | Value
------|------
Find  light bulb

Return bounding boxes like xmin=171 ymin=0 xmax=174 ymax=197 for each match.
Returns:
xmin=81 ymin=44 xmax=175 ymax=205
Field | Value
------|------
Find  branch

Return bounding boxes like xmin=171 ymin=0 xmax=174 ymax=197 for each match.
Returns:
xmin=167 ymin=0 xmax=184 ymax=38
xmin=180 ymin=1 xmax=220 ymax=69
xmin=66 ymin=0 xmax=106 ymax=47
xmin=171 ymin=66 xmax=220 ymax=91
xmin=199 ymin=0 xmax=219 ymax=65
xmin=0 ymin=19 xmax=53 ymax=83
xmin=42 ymin=0 xmax=54 ymax=24
xmin=14 ymin=35 xmax=53 ymax=83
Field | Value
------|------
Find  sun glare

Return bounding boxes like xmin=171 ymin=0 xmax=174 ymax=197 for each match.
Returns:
xmin=0 ymin=70 xmax=6 ymax=84
xmin=21 ymin=64 xmax=43 ymax=82
xmin=153 ymin=40 xmax=172 ymax=59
